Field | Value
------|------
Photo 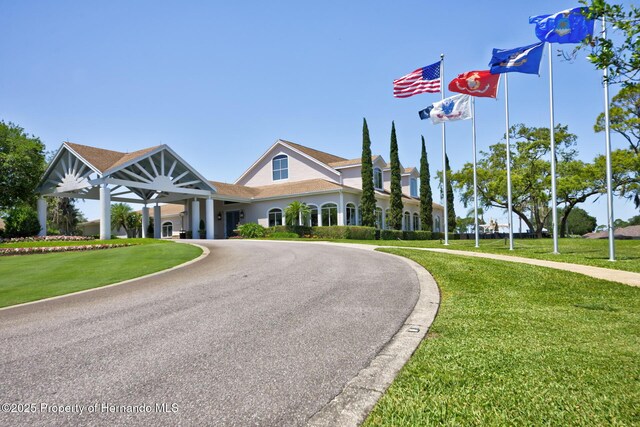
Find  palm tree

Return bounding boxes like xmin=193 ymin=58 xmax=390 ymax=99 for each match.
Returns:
xmin=48 ymin=197 xmax=84 ymax=235
xmin=111 ymin=203 xmax=133 ymax=236
xmin=125 ymin=212 xmax=142 ymax=237
xmin=285 ymin=201 xmax=311 ymax=226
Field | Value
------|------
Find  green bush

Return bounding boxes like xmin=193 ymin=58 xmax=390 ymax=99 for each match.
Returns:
xmin=345 ymin=226 xmax=376 ymax=240
xmin=431 ymin=232 xmax=444 ymax=240
xmin=269 ymin=231 xmax=299 ymax=239
xmin=265 ymin=225 xmax=375 ymax=240
xmin=287 ymin=225 xmax=312 ymax=236
xmin=380 ymin=229 xmax=404 ymax=240
xmin=4 ymin=205 xmax=41 ymax=238
xmin=402 ymin=231 xmax=417 ymax=240
xmin=415 ymin=231 xmax=432 ymax=240
xmin=312 ymin=226 xmax=349 ymax=239
xmin=267 ymin=225 xmax=312 ymax=237
xmin=237 ymin=222 xmax=266 ymax=238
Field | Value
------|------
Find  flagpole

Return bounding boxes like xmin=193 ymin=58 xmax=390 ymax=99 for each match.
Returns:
xmin=440 ymin=53 xmax=449 ymax=245
xmin=602 ymin=16 xmax=615 ymax=261
xmin=471 ymin=96 xmax=479 ymax=248
xmin=504 ymin=74 xmax=514 ymax=250
xmin=548 ymin=43 xmax=559 ymax=254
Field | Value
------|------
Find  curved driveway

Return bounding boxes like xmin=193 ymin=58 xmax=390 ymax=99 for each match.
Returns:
xmin=0 ymin=240 xmax=419 ymax=426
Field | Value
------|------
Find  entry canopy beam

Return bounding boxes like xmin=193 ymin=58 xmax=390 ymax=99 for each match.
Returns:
xmin=37 ymin=142 xmax=218 ymax=203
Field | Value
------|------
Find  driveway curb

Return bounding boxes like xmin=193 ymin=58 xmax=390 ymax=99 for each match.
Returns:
xmin=0 ymin=242 xmax=209 ymax=312
xmin=304 ymin=243 xmax=440 ymax=427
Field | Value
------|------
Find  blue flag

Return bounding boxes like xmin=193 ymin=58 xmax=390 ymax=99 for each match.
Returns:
xmin=488 ymin=42 xmax=545 ymax=75
xmin=418 ymin=106 xmax=433 ymax=120
xmin=529 ymin=7 xmax=594 ymax=44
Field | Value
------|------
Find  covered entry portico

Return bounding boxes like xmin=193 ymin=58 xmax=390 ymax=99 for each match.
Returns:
xmin=37 ymin=142 xmax=219 ymax=240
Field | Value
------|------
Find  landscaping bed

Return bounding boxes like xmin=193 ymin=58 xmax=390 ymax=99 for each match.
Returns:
xmin=0 ymin=243 xmax=132 ymax=256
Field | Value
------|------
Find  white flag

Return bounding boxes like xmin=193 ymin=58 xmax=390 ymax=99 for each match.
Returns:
xmin=430 ymin=94 xmax=472 ymax=124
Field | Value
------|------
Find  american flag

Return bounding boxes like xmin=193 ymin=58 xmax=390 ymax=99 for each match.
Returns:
xmin=393 ymin=61 xmax=441 ymax=98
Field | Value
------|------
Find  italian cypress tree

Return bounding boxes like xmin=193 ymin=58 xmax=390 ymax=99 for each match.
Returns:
xmin=388 ymin=121 xmax=404 ymax=230
xmin=360 ymin=118 xmax=376 ymax=227
xmin=445 ymin=154 xmax=456 ymax=232
xmin=419 ymin=136 xmax=433 ymax=231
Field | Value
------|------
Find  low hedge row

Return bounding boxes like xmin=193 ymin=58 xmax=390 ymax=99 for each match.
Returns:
xmin=263 ymin=224 xmax=456 ymax=241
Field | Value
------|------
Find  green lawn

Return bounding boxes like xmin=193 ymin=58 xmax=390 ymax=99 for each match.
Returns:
xmin=330 ymin=238 xmax=640 ymax=273
xmin=0 ymin=241 xmax=202 ymax=308
xmin=364 ymin=249 xmax=640 ymax=426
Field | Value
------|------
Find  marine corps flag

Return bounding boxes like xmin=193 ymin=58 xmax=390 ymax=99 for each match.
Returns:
xmin=448 ymin=70 xmax=500 ymax=98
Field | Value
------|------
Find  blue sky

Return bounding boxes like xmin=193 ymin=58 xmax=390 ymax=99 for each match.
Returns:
xmin=1 ymin=1 xmax=636 ymax=225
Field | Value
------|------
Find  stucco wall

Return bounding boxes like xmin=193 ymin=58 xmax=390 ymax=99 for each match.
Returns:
xmin=340 ymin=166 xmax=362 ymax=190
xmin=236 ymin=145 xmax=340 ymax=186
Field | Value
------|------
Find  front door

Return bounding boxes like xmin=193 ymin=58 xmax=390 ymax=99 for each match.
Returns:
xmin=225 ymin=211 xmax=240 ymax=238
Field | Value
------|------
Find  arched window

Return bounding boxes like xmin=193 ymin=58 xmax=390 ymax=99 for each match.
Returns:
xmin=321 ymin=203 xmax=338 ymax=226
xmin=375 ymin=207 xmax=383 ymax=229
xmin=162 ymin=221 xmax=173 ymax=238
xmin=346 ymin=203 xmax=356 ymax=225
xmin=268 ymin=208 xmax=283 ymax=227
xmin=413 ymin=212 xmax=420 ymax=231
xmin=308 ymin=204 xmax=319 ymax=226
xmin=373 ymin=167 xmax=383 ymax=190
xmin=404 ymin=211 xmax=411 ymax=231
xmin=272 ymin=154 xmax=288 ymax=181
xmin=410 ymin=178 xmax=418 ymax=198
xmin=435 ymin=216 xmax=441 ymax=232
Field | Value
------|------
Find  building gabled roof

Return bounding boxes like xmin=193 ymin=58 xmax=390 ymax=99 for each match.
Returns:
xmin=209 ymin=181 xmax=260 ymax=199
xmin=235 ymin=139 xmax=345 ymax=185
xmin=211 ymin=179 xmax=358 ymax=200
xmin=328 ymin=155 xmax=375 ymax=168
xmin=64 ymin=142 xmax=161 ymax=174
xmin=281 ymin=140 xmax=347 ymax=165
xmin=252 ymin=178 xmax=354 ymax=199
xmin=404 ymin=167 xmax=417 ymax=174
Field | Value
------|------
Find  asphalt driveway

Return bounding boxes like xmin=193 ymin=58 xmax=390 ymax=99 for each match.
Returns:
xmin=0 ymin=240 xmax=419 ymax=426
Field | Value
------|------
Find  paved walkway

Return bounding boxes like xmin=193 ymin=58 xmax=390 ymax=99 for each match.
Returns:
xmin=383 ymin=247 xmax=640 ymax=288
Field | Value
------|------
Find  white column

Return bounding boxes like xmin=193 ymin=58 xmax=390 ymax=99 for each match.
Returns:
xmin=37 ymin=197 xmax=47 ymax=237
xmin=338 ymin=191 xmax=345 ymax=226
xmin=205 ymin=199 xmax=214 ymax=239
xmin=100 ymin=185 xmax=111 ymax=240
xmin=154 ymin=204 xmax=161 ymax=239
xmin=141 ymin=206 xmax=149 ymax=238
xmin=191 ymin=199 xmax=200 ymax=239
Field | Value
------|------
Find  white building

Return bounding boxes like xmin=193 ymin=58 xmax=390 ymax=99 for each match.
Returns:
xmin=40 ymin=139 xmax=444 ymax=239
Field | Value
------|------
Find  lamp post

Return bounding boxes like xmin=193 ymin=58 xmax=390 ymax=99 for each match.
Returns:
xmin=179 ymin=211 xmax=186 ymax=239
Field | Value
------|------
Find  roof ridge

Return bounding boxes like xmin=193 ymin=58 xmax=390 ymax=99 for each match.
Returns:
xmin=279 ymin=140 xmax=348 ymax=164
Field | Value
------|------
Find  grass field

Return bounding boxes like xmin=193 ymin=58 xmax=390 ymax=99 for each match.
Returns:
xmin=364 ymin=249 xmax=640 ymax=426
xmin=0 ymin=241 xmax=202 ymax=308
xmin=330 ymin=238 xmax=640 ymax=273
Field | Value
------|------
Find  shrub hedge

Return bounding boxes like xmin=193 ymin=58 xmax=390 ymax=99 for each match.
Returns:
xmin=380 ymin=230 xmax=404 ymax=240
xmin=270 ymin=231 xmax=299 ymax=239
xmin=259 ymin=224 xmax=457 ymax=241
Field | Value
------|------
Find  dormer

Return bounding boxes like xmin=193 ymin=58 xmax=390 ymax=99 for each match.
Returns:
xmin=235 ymin=140 xmax=345 ymax=187
xmin=402 ymin=167 xmax=420 ymax=198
